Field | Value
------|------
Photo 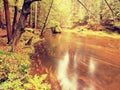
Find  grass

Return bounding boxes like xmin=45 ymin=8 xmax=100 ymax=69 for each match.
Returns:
xmin=79 ymin=30 xmax=120 ymax=38
xmin=64 ymin=27 xmax=120 ymax=39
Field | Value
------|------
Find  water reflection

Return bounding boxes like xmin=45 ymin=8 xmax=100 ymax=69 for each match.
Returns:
xmin=57 ymin=52 xmax=78 ymax=90
xmin=83 ymin=85 xmax=95 ymax=90
xmin=31 ymin=31 xmax=120 ymax=90
xmin=89 ymin=57 xmax=97 ymax=75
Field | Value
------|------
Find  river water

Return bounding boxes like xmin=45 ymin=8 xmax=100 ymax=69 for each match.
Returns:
xmin=30 ymin=31 xmax=120 ymax=90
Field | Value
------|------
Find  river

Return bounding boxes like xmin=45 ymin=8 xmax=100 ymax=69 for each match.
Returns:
xmin=30 ymin=30 xmax=120 ymax=90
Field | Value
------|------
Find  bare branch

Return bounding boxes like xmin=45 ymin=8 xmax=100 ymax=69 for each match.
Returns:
xmin=104 ymin=0 xmax=115 ymax=22
xmin=24 ymin=0 xmax=41 ymax=3
xmin=77 ymin=0 xmax=89 ymax=12
xmin=40 ymin=0 xmax=54 ymax=36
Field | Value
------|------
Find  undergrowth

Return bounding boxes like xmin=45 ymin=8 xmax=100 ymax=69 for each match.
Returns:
xmin=0 ymin=50 xmax=51 ymax=90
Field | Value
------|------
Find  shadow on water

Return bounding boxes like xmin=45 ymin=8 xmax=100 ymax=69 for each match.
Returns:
xmin=30 ymin=31 xmax=120 ymax=90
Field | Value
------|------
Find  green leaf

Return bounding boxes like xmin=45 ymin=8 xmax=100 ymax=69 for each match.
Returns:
xmin=40 ymin=74 xmax=48 ymax=81
xmin=0 ymin=50 xmax=9 ymax=55
xmin=24 ymin=83 xmax=33 ymax=89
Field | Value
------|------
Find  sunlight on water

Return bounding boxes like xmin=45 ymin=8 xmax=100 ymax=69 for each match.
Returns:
xmin=73 ymin=52 xmax=77 ymax=68
xmin=57 ymin=52 xmax=78 ymax=90
xmin=89 ymin=57 xmax=97 ymax=75
xmin=83 ymin=85 xmax=95 ymax=90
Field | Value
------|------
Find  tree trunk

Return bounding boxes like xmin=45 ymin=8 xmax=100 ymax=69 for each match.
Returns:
xmin=10 ymin=0 xmax=40 ymax=49
xmin=3 ymin=0 xmax=12 ymax=44
xmin=0 ymin=10 xmax=5 ymax=29
xmin=12 ymin=6 xmax=18 ymax=35
xmin=28 ymin=12 xmax=31 ymax=27
xmin=34 ymin=2 xmax=38 ymax=29
xmin=40 ymin=0 xmax=54 ymax=37
xmin=28 ymin=5 xmax=33 ymax=27
xmin=0 ymin=12 xmax=2 ymax=28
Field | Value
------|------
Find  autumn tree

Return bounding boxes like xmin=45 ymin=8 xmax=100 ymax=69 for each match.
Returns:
xmin=0 ymin=1 xmax=5 ymax=29
xmin=12 ymin=0 xmax=18 ymax=35
xmin=0 ymin=9 xmax=5 ymax=29
xmin=34 ymin=2 xmax=38 ymax=29
xmin=10 ymin=0 xmax=41 ymax=50
xmin=3 ymin=0 xmax=12 ymax=43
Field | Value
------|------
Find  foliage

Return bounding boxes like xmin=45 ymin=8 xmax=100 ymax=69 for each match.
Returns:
xmin=24 ymin=74 xmax=51 ymax=90
xmin=75 ymin=28 xmax=120 ymax=38
xmin=0 ymin=0 xmax=3 ymax=8
xmin=1 ymin=73 xmax=51 ymax=90
xmin=0 ymin=50 xmax=51 ymax=90
xmin=0 ymin=50 xmax=10 ymax=55
xmin=1 ymin=0 xmax=120 ymax=31
xmin=38 ymin=0 xmax=73 ymax=28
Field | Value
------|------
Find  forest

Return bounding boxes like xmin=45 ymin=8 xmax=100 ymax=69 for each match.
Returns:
xmin=0 ymin=0 xmax=120 ymax=90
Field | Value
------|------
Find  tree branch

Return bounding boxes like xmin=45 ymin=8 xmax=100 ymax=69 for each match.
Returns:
xmin=104 ymin=0 xmax=115 ymax=23
xmin=77 ymin=0 xmax=89 ymax=12
xmin=40 ymin=0 xmax=54 ymax=37
xmin=24 ymin=0 xmax=41 ymax=4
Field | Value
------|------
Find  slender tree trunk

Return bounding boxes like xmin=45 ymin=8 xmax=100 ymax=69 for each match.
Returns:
xmin=3 ymin=0 xmax=12 ymax=44
xmin=40 ymin=0 xmax=54 ymax=36
xmin=10 ymin=0 xmax=40 ymax=50
xmin=0 ymin=10 xmax=4 ymax=29
xmin=28 ymin=5 xmax=32 ymax=27
xmin=12 ymin=6 xmax=18 ymax=35
xmin=28 ymin=12 xmax=31 ymax=27
xmin=35 ymin=2 xmax=38 ymax=29
xmin=37 ymin=2 xmax=41 ymax=28
xmin=0 ymin=12 xmax=2 ymax=28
